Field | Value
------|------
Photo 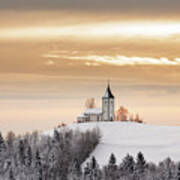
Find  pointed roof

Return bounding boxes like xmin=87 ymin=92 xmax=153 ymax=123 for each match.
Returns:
xmin=103 ymin=83 xmax=114 ymax=98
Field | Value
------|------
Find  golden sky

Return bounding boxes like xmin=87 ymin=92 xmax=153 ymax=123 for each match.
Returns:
xmin=0 ymin=1 xmax=180 ymax=134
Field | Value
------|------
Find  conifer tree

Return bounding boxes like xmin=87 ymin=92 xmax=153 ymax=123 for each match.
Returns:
xmin=108 ymin=153 xmax=116 ymax=167
xmin=84 ymin=162 xmax=91 ymax=180
xmin=91 ymin=156 xmax=97 ymax=170
xmin=35 ymin=149 xmax=41 ymax=168
xmin=0 ymin=132 xmax=6 ymax=153
xmin=89 ymin=156 xmax=101 ymax=180
xmin=54 ymin=129 xmax=60 ymax=143
xmin=106 ymin=154 xmax=118 ymax=180
xmin=0 ymin=132 xmax=7 ymax=171
xmin=35 ymin=149 xmax=43 ymax=180
xmin=120 ymin=154 xmax=135 ymax=174
xmin=9 ymin=168 xmax=15 ymax=180
xmin=68 ymin=158 xmax=82 ymax=180
xmin=176 ymin=162 xmax=180 ymax=180
xmin=135 ymin=152 xmax=146 ymax=175
xmin=164 ymin=157 xmax=173 ymax=179
xmin=18 ymin=140 xmax=25 ymax=165
xmin=25 ymin=146 xmax=32 ymax=167
xmin=6 ymin=131 xmax=15 ymax=151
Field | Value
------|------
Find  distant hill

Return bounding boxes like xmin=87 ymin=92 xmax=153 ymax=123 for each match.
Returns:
xmin=45 ymin=122 xmax=180 ymax=167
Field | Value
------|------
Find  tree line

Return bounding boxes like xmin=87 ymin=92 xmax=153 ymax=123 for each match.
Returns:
xmin=0 ymin=127 xmax=101 ymax=180
xmin=75 ymin=152 xmax=180 ymax=180
xmin=1 ymin=127 xmax=180 ymax=180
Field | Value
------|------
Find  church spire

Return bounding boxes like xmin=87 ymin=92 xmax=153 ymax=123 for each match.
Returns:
xmin=102 ymin=81 xmax=115 ymax=121
xmin=103 ymin=81 xmax=114 ymax=98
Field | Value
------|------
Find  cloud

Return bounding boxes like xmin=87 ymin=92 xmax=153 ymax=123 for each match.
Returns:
xmin=175 ymin=58 xmax=180 ymax=62
xmin=42 ymin=53 xmax=180 ymax=66
xmin=0 ymin=0 xmax=180 ymax=16
xmin=45 ymin=60 xmax=55 ymax=66
xmin=1 ymin=23 xmax=180 ymax=40
xmin=85 ymin=62 xmax=101 ymax=67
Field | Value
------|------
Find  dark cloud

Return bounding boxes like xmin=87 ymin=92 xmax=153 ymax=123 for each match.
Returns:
xmin=0 ymin=0 xmax=180 ymax=16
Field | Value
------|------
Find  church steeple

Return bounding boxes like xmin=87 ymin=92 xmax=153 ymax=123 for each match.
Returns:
xmin=102 ymin=81 xmax=115 ymax=121
xmin=103 ymin=82 xmax=114 ymax=98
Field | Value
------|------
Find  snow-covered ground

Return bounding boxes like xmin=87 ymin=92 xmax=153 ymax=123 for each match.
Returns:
xmin=45 ymin=122 xmax=180 ymax=167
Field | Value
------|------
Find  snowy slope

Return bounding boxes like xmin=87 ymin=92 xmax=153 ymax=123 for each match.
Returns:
xmin=45 ymin=122 xmax=180 ymax=167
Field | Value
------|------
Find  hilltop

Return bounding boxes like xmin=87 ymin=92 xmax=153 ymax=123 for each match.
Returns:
xmin=45 ymin=121 xmax=180 ymax=167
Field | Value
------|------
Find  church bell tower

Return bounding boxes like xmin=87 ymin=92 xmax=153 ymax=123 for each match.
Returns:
xmin=102 ymin=82 xmax=115 ymax=121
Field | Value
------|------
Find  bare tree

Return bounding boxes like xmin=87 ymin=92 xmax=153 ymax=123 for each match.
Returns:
xmin=85 ymin=98 xmax=96 ymax=109
xmin=115 ymin=106 xmax=129 ymax=121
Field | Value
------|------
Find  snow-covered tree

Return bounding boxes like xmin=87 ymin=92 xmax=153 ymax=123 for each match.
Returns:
xmin=25 ymin=145 xmax=32 ymax=167
xmin=18 ymin=140 xmax=25 ymax=166
xmin=68 ymin=158 xmax=82 ymax=180
xmin=84 ymin=162 xmax=92 ymax=180
xmin=176 ymin=162 xmax=180 ymax=180
xmin=136 ymin=152 xmax=146 ymax=173
xmin=88 ymin=156 xmax=102 ymax=180
xmin=8 ymin=168 xmax=15 ymax=180
xmin=0 ymin=132 xmax=6 ymax=154
xmin=120 ymin=154 xmax=135 ymax=175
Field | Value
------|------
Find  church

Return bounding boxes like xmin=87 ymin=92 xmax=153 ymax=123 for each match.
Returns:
xmin=77 ymin=83 xmax=115 ymax=123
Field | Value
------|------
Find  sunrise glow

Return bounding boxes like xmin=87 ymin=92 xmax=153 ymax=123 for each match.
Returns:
xmin=1 ymin=0 xmax=180 ymax=135
xmin=1 ymin=22 xmax=180 ymax=40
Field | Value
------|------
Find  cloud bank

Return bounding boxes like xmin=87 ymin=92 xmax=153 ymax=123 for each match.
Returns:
xmin=43 ymin=53 xmax=180 ymax=66
xmin=0 ymin=0 xmax=180 ymax=17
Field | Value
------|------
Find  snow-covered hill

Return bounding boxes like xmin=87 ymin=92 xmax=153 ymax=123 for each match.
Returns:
xmin=45 ymin=122 xmax=180 ymax=167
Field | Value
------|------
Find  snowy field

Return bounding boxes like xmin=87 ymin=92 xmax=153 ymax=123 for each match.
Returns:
xmin=45 ymin=122 xmax=180 ymax=167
